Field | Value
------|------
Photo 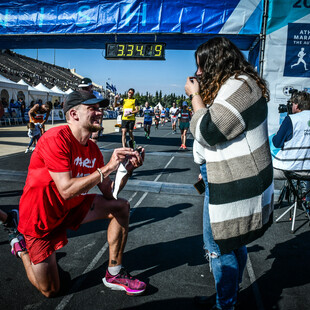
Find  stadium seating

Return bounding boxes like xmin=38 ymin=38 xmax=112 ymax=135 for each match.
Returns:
xmin=0 ymin=49 xmax=102 ymax=93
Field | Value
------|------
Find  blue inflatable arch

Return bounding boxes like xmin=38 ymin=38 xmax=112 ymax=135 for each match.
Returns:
xmin=0 ymin=0 xmax=264 ymax=65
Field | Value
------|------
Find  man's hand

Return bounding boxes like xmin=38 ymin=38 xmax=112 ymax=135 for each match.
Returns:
xmin=106 ymin=148 xmax=141 ymax=173
xmin=125 ymin=148 xmax=145 ymax=175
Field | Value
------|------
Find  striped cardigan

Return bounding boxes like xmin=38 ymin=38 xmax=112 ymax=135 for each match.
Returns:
xmin=190 ymin=74 xmax=274 ymax=254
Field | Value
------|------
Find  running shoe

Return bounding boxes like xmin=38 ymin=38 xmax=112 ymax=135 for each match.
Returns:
xmin=25 ymin=148 xmax=29 ymax=153
xmin=147 ymin=135 xmax=150 ymax=140
xmin=183 ymin=145 xmax=188 ymax=150
xmin=102 ymin=268 xmax=146 ymax=296
xmin=179 ymin=144 xmax=184 ymax=150
xmin=3 ymin=209 xmax=19 ymax=233
xmin=10 ymin=231 xmax=26 ymax=258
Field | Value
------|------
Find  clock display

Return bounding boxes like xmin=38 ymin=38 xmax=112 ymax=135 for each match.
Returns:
xmin=105 ymin=43 xmax=165 ymax=60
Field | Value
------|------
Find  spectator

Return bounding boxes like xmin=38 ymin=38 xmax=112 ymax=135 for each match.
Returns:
xmin=29 ymin=100 xmax=35 ymax=109
xmin=9 ymin=98 xmax=18 ymax=117
xmin=185 ymin=37 xmax=273 ymax=310
xmin=18 ymin=98 xmax=26 ymax=123
xmin=25 ymin=122 xmax=41 ymax=153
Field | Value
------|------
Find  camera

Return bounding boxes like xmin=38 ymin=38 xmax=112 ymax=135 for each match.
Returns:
xmin=278 ymin=88 xmax=298 ymax=115
xmin=278 ymin=103 xmax=292 ymax=115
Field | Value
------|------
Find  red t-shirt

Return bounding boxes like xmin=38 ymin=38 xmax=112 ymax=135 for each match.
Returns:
xmin=18 ymin=125 xmax=104 ymax=238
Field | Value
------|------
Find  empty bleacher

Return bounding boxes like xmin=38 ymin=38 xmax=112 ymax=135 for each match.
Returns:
xmin=0 ymin=49 xmax=102 ymax=93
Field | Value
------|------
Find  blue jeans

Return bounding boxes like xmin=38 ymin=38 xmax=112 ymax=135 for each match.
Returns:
xmin=200 ymin=163 xmax=247 ymax=310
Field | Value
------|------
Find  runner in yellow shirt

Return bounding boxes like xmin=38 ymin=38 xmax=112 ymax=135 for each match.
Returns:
xmin=114 ymin=88 xmax=139 ymax=148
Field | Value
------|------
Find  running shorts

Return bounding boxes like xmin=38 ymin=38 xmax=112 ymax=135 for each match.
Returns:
xmin=171 ymin=117 xmax=178 ymax=124
xmin=24 ymin=194 xmax=96 ymax=264
xmin=179 ymin=122 xmax=190 ymax=130
xmin=121 ymin=120 xmax=135 ymax=130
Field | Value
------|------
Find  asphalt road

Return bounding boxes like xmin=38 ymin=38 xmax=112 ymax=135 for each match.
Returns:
xmin=0 ymin=122 xmax=309 ymax=310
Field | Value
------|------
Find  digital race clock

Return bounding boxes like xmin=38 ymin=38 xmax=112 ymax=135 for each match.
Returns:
xmin=105 ymin=43 xmax=166 ymax=60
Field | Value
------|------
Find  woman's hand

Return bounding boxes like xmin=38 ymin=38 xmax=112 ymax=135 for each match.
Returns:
xmin=185 ymin=77 xmax=200 ymax=97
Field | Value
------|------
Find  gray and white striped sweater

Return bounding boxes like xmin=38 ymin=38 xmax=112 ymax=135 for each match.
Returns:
xmin=190 ymin=74 xmax=274 ymax=254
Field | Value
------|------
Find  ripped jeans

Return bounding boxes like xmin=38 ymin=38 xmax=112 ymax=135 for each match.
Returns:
xmin=200 ymin=163 xmax=247 ymax=310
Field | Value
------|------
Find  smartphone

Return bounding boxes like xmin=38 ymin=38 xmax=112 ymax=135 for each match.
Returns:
xmin=194 ymin=178 xmax=206 ymax=195
xmin=189 ymin=76 xmax=196 ymax=83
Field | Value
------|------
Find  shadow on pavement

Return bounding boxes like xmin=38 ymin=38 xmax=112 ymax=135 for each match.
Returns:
xmin=129 ymin=203 xmax=193 ymax=231
xmin=124 ymin=235 xmax=205 ymax=278
xmin=132 ymin=168 xmax=190 ymax=178
xmin=67 ymin=203 xmax=193 ymax=239
xmin=242 ymin=231 xmax=310 ymax=310
xmin=122 ymin=297 xmax=201 ymax=310
xmin=63 ymin=234 xmax=205 ymax=298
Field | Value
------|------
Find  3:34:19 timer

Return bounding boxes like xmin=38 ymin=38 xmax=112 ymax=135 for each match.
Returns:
xmin=105 ymin=43 xmax=165 ymax=60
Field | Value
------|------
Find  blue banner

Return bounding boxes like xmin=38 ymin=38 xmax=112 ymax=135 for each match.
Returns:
xmin=283 ymin=23 xmax=310 ymax=78
xmin=0 ymin=0 xmax=262 ymax=35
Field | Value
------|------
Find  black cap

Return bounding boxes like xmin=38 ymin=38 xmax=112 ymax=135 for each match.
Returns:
xmin=78 ymin=77 xmax=92 ymax=88
xmin=63 ymin=91 xmax=107 ymax=114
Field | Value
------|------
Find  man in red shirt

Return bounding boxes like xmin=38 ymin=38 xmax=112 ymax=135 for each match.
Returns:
xmin=12 ymin=91 xmax=146 ymax=297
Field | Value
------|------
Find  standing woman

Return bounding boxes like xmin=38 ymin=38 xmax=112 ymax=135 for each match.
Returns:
xmin=185 ymin=37 xmax=274 ymax=310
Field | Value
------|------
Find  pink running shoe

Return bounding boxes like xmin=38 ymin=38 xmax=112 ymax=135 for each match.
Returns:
xmin=10 ymin=233 xmax=26 ymax=257
xmin=103 ymin=268 xmax=146 ymax=296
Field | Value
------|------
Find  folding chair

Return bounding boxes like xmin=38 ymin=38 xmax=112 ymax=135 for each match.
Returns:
xmin=3 ymin=113 xmax=11 ymax=126
xmin=276 ymin=171 xmax=310 ymax=233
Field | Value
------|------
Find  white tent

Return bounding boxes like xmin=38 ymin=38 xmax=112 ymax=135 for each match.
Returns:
xmin=154 ymin=102 xmax=164 ymax=110
xmin=51 ymin=85 xmax=65 ymax=95
xmin=17 ymin=79 xmax=48 ymax=105
xmin=65 ymin=88 xmax=74 ymax=94
xmin=0 ymin=75 xmax=28 ymax=104
xmin=34 ymin=83 xmax=60 ymax=98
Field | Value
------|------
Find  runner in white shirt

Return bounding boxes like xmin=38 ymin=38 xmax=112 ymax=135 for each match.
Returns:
xmin=169 ymin=102 xmax=179 ymax=134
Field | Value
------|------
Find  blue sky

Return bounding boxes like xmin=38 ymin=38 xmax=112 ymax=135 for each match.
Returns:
xmin=14 ymin=49 xmax=197 ymax=96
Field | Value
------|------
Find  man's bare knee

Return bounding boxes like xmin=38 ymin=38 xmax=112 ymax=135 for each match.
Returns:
xmin=41 ymin=287 xmax=60 ymax=298
xmin=116 ymin=199 xmax=130 ymax=217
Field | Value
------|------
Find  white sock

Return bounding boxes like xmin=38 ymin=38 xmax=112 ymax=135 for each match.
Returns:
xmin=108 ymin=265 xmax=122 ymax=276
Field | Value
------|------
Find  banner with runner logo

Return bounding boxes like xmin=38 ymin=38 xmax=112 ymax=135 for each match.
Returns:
xmin=283 ymin=23 xmax=310 ymax=78
xmin=263 ymin=0 xmax=310 ymax=134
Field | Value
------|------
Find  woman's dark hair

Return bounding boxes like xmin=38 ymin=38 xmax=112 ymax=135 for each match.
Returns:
xmin=195 ymin=37 xmax=269 ymax=105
